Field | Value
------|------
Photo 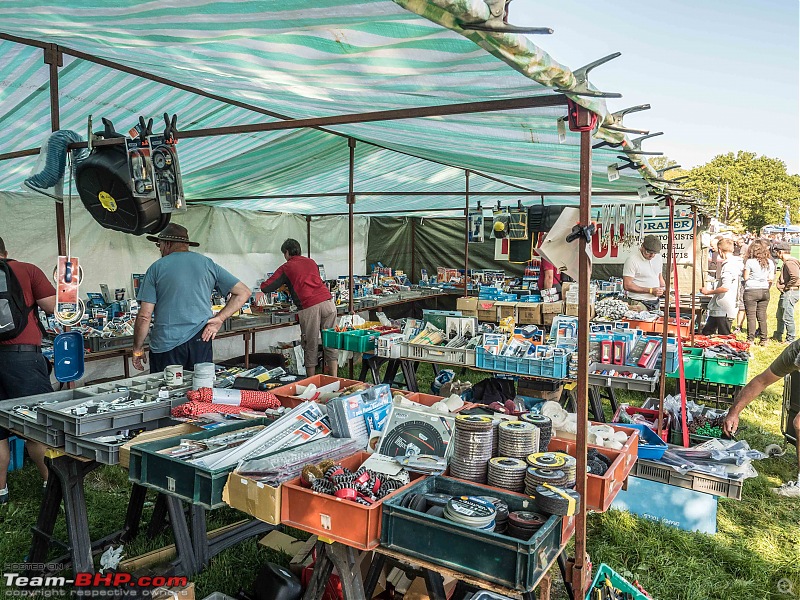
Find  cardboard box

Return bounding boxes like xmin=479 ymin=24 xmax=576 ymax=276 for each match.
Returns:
xmin=517 ymin=303 xmax=542 ymax=325
xmin=456 ymin=297 xmax=479 ymax=318
xmin=494 ymin=301 xmax=518 ymax=322
xmin=223 ymin=472 xmax=282 ymax=525
xmin=543 ymin=312 xmax=559 ymax=326
xmin=541 ymin=300 xmax=565 ymax=314
xmin=120 ymin=423 xmax=203 ymax=468
xmin=289 ymin=535 xmax=318 ymax=576
xmin=476 ymin=300 xmax=497 ymax=322
xmin=565 ymin=303 xmax=594 ymax=319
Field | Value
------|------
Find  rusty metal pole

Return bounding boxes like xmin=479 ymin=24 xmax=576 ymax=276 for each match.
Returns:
xmin=657 ymin=198 xmax=675 ymax=437
xmin=347 ymin=138 xmax=356 ymax=314
xmin=690 ymin=207 xmax=698 ymax=346
xmin=573 ymin=111 xmax=592 ymax=598
xmin=464 ymin=170 xmax=470 ymax=296
xmin=45 ymin=44 xmax=66 ymax=256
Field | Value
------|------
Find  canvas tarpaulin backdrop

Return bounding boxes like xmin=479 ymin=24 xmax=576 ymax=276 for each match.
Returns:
xmin=0 ymin=192 xmax=369 ymax=295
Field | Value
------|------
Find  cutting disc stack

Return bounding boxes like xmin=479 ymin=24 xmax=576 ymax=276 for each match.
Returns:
xmin=478 ymin=496 xmax=509 ymax=534
xmin=488 ymin=457 xmax=528 ymax=492
xmin=526 ymin=452 xmax=577 ymax=488
xmin=521 ymin=414 xmax=552 ymax=452
xmin=498 ymin=421 xmax=540 ymax=459
xmin=444 ymin=496 xmax=497 ymax=531
xmin=534 ymin=484 xmax=581 ymax=516
xmin=491 ymin=418 xmax=500 ymax=455
xmin=524 ymin=467 xmax=571 ymax=494
xmin=450 ymin=415 xmax=494 ymax=483
xmin=506 ymin=511 xmax=548 ymax=540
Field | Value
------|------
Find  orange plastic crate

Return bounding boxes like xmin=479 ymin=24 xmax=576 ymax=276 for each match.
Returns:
xmin=547 ymin=435 xmax=636 ymax=512
xmin=280 ymin=451 xmax=418 ymax=550
xmin=271 ymin=375 xmax=367 ymax=408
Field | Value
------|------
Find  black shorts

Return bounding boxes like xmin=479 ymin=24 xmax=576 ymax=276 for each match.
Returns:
xmin=0 ymin=349 xmax=54 ymax=441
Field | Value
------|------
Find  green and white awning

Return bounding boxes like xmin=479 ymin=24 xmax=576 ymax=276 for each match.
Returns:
xmin=0 ymin=0 xmax=656 ymax=214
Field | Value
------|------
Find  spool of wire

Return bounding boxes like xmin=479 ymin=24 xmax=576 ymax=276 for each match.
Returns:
xmin=498 ymin=421 xmax=540 ymax=459
xmin=521 ymin=414 xmax=552 ymax=452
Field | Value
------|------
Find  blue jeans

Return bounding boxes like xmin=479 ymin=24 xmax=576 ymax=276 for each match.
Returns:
xmin=776 ymin=290 xmax=799 ymax=341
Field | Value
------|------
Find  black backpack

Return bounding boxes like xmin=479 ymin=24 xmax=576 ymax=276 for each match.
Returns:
xmin=0 ymin=259 xmax=34 ymax=341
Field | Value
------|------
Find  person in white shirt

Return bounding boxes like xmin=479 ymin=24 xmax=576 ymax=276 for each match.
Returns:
xmin=742 ymin=239 xmax=775 ymax=344
xmin=623 ymin=235 xmax=665 ymax=311
xmin=700 ymin=238 xmax=743 ymax=335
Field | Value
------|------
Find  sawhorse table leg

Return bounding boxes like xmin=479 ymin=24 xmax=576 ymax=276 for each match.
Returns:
xmin=28 ymin=456 xmax=99 ymax=575
xmin=302 ymin=542 xmax=366 ymax=600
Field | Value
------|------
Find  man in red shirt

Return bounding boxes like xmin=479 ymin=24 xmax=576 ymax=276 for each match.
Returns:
xmin=261 ymin=239 xmax=337 ymax=376
xmin=0 ymin=237 xmax=55 ymax=503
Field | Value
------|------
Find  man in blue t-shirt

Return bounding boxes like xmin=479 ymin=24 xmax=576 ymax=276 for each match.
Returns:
xmin=132 ymin=224 xmax=251 ymax=373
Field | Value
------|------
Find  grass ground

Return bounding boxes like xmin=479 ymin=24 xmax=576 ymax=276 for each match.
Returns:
xmin=0 ymin=290 xmax=798 ymax=599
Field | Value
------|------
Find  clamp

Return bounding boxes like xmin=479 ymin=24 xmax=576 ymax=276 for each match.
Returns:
xmin=460 ymin=0 xmax=554 ymax=34
xmin=604 ymin=104 xmax=651 ymax=135
xmin=163 ymin=113 xmax=179 ymax=143
xmin=566 ymin=222 xmax=597 ymax=244
xmin=622 ymin=132 xmax=664 ymax=156
xmin=555 ymin=53 xmax=622 ymax=98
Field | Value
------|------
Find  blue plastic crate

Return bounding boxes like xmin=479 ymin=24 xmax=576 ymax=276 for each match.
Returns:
xmin=8 ymin=436 xmax=24 ymax=473
xmin=615 ymin=424 xmax=667 ymax=460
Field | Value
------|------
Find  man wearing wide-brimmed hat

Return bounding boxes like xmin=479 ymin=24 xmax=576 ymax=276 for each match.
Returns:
xmin=132 ymin=224 xmax=251 ymax=373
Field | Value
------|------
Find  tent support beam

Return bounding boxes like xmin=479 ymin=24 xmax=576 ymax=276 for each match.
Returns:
xmin=188 ymin=191 xmax=641 ymax=203
xmin=348 ymin=138 xmax=356 ymax=315
xmin=690 ymin=209 xmax=698 ymax=346
xmin=44 ymin=44 xmax=66 ymax=257
xmin=573 ymin=112 xmax=592 ymax=598
xmin=410 ymin=218 xmax=417 ymax=283
xmin=306 ymin=216 xmax=312 ymax=258
xmin=658 ymin=198 xmax=676 ymax=435
xmin=464 ymin=171 xmax=470 ymax=297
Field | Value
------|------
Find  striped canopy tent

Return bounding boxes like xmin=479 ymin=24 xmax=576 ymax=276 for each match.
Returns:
xmin=0 ymin=0 xmax=661 ymax=215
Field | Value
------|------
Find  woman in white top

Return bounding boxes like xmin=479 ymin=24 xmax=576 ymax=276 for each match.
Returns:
xmin=742 ymin=239 xmax=775 ymax=344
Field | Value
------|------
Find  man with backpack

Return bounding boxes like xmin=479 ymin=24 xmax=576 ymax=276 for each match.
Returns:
xmin=0 ymin=236 xmax=55 ymax=503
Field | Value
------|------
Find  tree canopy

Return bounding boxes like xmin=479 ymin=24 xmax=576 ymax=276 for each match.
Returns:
xmin=679 ymin=151 xmax=800 ymax=231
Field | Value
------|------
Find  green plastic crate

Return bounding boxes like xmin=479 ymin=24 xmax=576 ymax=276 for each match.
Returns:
xmin=667 ymin=347 xmax=704 ymax=381
xmin=341 ymin=330 xmax=380 ymax=353
xmin=128 ymin=418 xmax=271 ymax=509
xmin=381 ymin=476 xmax=563 ymax=591
xmin=703 ymin=355 xmax=748 ymax=386
xmin=586 ymin=564 xmax=650 ymax=600
xmin=321 ymin=328 xmax=343 ymax=349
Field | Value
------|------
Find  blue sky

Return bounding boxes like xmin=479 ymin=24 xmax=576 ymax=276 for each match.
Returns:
xmin=515 ymin=0 xmax=800 ymax=175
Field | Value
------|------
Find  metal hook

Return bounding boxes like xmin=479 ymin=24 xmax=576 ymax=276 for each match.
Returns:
xmin=555 ymin=53 xmax=623 ymax=98
xmin=461 ymin=0 xmax=554 ymax=34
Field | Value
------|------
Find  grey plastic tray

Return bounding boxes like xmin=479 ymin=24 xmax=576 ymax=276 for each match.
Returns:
xmin=64 ymin=419 xmax=177 ymax=464
xmin=38 ymin=391 xmax=176 ymax=436
xmin=7 ymin=413 xmax=65 ymax=447
xmin=587 ymin=362 xmax=659 ymax=392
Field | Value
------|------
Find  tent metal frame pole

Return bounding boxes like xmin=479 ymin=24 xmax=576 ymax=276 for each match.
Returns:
xmin=188 ymin=191 xmax=641 ymax=203
xmin=573 ymin=112 xmax=592 ymax=598
xmin=0 ymin=33 xmax=543 ymax=198
xmin=690 ymin=209 xmax=698 ymax=346
xmin=44 ymin=44 xmax=66 ymax=257
xmin=410 ymin=218 xmax=417 ymax=283
xmin=464 ymin=170 xmax=470 ymax=298
xmin=306 ymin=215 xmax=312 ymax=258
xmin=347 ymin=138 xmax=356 ymax=315
xmin=657 ymin=198 xmax=676 ymax=434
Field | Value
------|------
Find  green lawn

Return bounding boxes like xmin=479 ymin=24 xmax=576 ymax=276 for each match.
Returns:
xmin=0 ymin=291 xmax=798 ymax=599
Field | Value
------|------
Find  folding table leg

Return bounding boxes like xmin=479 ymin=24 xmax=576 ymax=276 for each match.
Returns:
xmin=165 ymin=496 xmax=199 ymax=577
xmin=28 ymin=465 xmax=65 ymax=566
xmin=301 ymin=541 xmax=335 ymax=600
xmin=120 ymin=483 xmax=148 ymax=542
xmin=363 ymin=554 xmax=386 ymax=599
xmin=422 ymin=569 xmax=447 ymax=600
xmin=190 ymin=505 xmax=209 ymax=568
xmin=327 ymin=543 xmax=366 ymax=600
xmin=147 ymin=493 xmax=169 ymax=537
xmin=557 ymin=552 xmax=575 ymax=600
